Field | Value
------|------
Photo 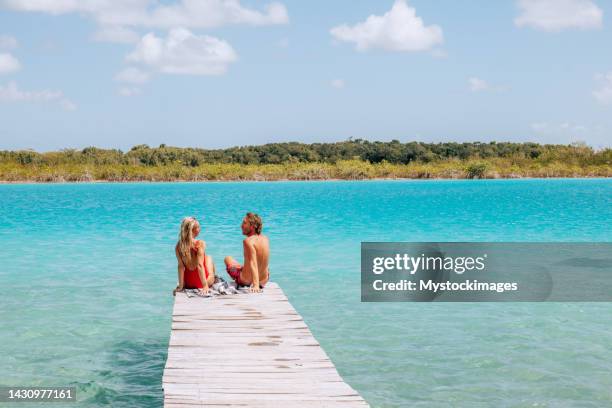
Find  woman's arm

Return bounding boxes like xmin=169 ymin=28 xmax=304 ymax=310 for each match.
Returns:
xmin=196 ymin=242 xmax=209 ymax=293
xmin=174 ymin=245 xmax=185 ymax=296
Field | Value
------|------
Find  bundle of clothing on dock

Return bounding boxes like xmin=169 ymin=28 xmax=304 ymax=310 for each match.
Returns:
xmin=182 ymin=277 xmax=255 ymax=298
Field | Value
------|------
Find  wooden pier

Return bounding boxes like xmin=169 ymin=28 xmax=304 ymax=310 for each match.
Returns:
xmin=163 ymin=282 xmax=369 ymax=407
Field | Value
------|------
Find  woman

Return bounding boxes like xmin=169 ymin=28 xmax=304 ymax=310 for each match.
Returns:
xmin=173 ymin=216 xmax=215 ymax=295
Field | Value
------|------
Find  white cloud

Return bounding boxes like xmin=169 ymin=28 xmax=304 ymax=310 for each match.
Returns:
xmin=468 ymin=77 xmax=508 ymax=93
xmin=0 ymin=53 xmax=20 ymax=74
xmin=135 ymin=0 xmax=289 ymax=28
xmin=118 ymin=86 xmax=142 ymax=96
xmin=531 ymin=122 xmax=588 ymax=136
xmin=430 ymin=49 xmax=447 ymax=58
xmin=277 ymin=37 xmax=289 ymax=48
xmin=530 ymin=122 xmax=611 ymax=146
xmin=60 ymin=98 xmax=77 ymax=111
xmin=126 ymin=28 xmax=237 ymax=75
xmin=0 ymin=0 xmax=102 ymax=14
xmin=0 ymin=81 xmax=76 ymax=110
xmin=93 ymin=25 xmax=140 ymax=44
xmin=115 ymin=67 xmax=150 ymax=83
xmin=330 ymin=79 xmax=345 ymax=89
xmin=1 ymin=0 xmax=289 ymax=43
xmin=0 ymin=34 xmax=18 ymax=49
xmin=515 ymin=0 xmax=603 ymax=32
xmin=469 ymin=77 xmax=489 ymax=92
xmin=593 ymin=72 xmax=612 ymax=104
xmin=330 ymin=0 xmax=443 ymax=52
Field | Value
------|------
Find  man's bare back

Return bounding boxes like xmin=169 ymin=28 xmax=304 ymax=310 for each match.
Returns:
xmin=224 ymin=212 xmax=270 ymax=293
xmin=242 ymin=234 xmax=270 ymax=288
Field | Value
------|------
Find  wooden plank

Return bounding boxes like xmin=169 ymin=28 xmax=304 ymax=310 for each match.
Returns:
xmin=163 ymin=282 xmax=369 ymax=407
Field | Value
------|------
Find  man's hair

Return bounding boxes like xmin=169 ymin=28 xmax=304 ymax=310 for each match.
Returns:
xmin=245 ymin=212 xmax=263 ymax=235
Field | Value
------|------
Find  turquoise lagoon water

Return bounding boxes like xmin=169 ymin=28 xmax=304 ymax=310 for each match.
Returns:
xmin=0 ymin=179 xmax=611 ymax=407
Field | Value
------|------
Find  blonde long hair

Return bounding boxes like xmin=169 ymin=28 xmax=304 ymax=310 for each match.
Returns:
xmin=177 ymin=217 xmax=200 ymax=264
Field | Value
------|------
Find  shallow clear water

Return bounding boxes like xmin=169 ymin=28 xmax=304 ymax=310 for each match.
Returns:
xmin=1 ymin=179 xmax=611 ymax=407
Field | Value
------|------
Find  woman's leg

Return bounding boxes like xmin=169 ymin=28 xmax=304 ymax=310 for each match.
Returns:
xmin=205 ymin=255 xmax=216 ymax=287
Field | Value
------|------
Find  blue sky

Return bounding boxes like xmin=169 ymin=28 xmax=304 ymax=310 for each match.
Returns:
xmin=0 ymin=0 xmax=611 ymax=151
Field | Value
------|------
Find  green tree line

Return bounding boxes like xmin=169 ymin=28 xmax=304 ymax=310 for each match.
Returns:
xmin=0 ymin=140 xmax=610 ymax=181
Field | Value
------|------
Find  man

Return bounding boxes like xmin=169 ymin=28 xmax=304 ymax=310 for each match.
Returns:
xmin=224 ymin=212 xmax=270 ymax=293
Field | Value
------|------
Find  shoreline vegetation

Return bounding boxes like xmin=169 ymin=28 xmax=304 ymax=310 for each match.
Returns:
xmin=1 ymin=140 xmax=610 ymax=182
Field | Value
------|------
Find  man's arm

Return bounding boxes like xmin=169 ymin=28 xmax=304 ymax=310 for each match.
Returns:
xmin=244 ymin=240 xmax=260 ymax=293
xmin=174 ymin=246 xmax=185 ymax=296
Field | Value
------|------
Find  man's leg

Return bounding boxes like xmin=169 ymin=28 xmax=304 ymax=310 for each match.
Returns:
xmin=224 ymin=256 xmax=247 ymax=285
xmin=224 ymin=256 xmax=237 ymax=269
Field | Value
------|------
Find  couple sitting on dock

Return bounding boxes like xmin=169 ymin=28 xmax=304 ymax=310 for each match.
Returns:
xmin=173 ymin=212 xmax=270 ymax=295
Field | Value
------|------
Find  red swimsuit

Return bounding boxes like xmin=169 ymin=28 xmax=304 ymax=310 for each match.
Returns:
xmin=183 ymin=244 xmax=209 ymax=289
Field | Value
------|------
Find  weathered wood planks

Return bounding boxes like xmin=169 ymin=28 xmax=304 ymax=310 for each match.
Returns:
xmin=163 ymin=283 xmax=369 ymax=407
